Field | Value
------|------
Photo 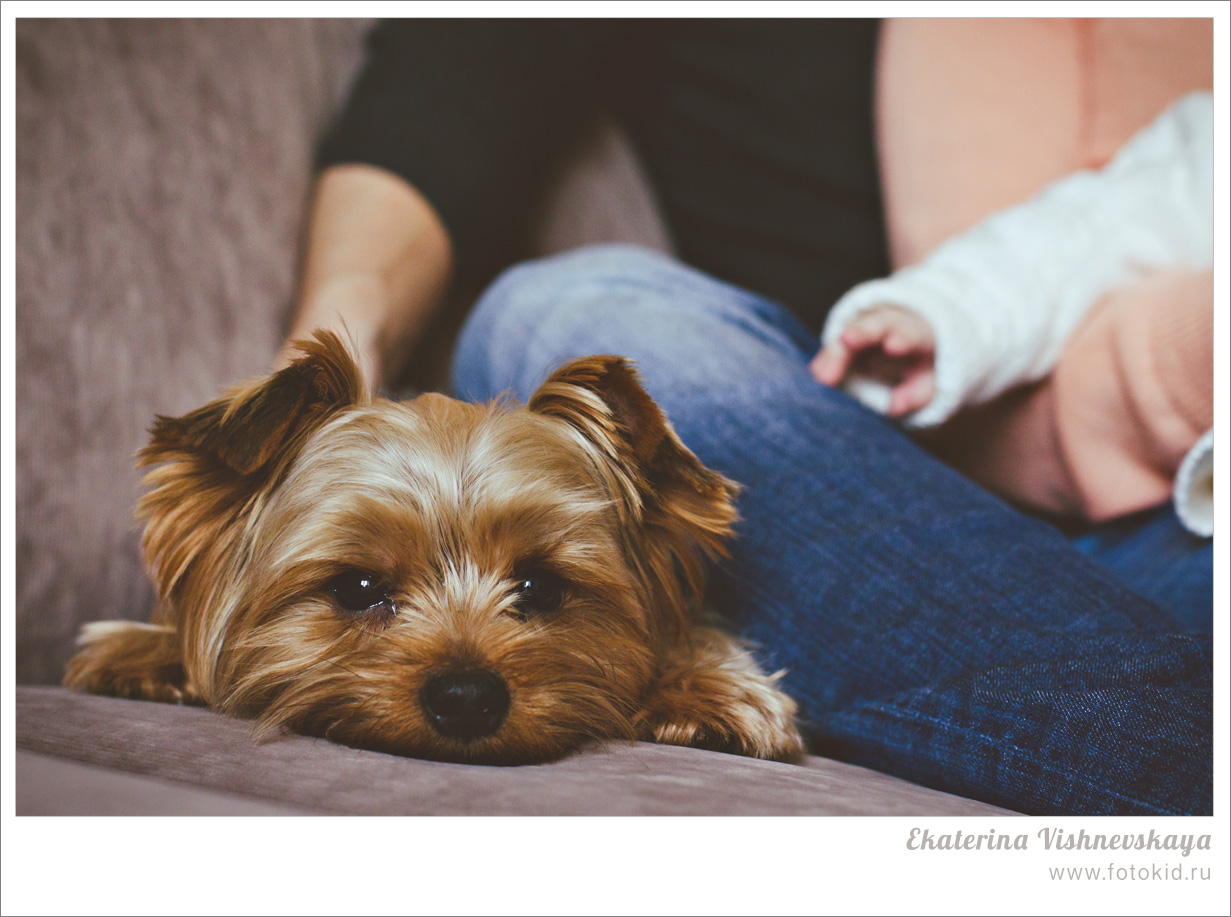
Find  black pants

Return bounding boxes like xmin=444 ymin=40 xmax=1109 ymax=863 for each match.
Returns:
xmin=320 ymin=19 xmax=888 ymax=334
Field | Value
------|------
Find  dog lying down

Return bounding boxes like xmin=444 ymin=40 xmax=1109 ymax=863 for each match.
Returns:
xmin=66 ymin=331 xmax=803 ymax=764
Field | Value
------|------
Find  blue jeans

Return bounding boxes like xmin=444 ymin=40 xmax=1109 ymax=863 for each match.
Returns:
xmin=450 ymin=245 xmax=1213 ymax=816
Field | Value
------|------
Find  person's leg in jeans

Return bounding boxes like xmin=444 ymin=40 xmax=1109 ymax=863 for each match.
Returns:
xmin=451 ymin=245 xmax=1212 ymax=816
xmin=1070 ymin=509 xmax=1213 ymax=634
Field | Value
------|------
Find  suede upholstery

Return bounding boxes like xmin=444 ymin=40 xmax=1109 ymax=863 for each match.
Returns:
xmin=17 ymin=688 xmax=1013 ymax=815
xmin=17 ymin=19 xmax=371 ymax=683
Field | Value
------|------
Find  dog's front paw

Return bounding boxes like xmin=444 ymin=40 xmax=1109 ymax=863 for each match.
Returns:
xmin=636 ymin=628 xmax=805 ymax=762
xmin=637 ymin=673 xmax=805 ymax=762
xmin=64 ymin=622 xmax=203 ymax=705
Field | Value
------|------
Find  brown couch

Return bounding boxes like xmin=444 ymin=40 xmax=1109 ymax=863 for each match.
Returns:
xmin=14 ymin=18 xmax=1013 ymax=816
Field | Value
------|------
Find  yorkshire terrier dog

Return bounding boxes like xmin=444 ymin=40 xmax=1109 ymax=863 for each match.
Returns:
xmin=66 ymin=332 xmax=803 ymax=763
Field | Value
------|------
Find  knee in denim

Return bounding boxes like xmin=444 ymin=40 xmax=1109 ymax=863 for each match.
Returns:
xmin=476 ymin=244 xmax=676 ymax=324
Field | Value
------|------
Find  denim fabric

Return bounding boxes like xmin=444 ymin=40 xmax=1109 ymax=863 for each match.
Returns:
xmin=1070 ymin=509 xmax=1213 ymax=634
xmin=451 ymin=245 xmax=1213 ymax=816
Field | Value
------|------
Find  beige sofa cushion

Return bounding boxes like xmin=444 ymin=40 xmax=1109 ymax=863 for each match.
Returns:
xmin=17 ymin=687 xmax=1014 ymax=815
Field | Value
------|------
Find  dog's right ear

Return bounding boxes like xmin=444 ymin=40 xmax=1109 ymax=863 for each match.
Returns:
xmin=144 ymin=330 xmax=367 ymax=477
xmin=530 ymin=356 xmax=740 ymax=645
xmin=137 ymin=330 xmax=367 ymax=602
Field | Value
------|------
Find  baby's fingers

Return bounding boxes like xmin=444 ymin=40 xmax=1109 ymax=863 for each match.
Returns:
xmin=888 ymin=367 xmax=936 ymax=417
xmin=810 ymin=341 xmax=852 ymax=386
xmin=882 ymin=313 xmax=936 ymax=357
xmin=814 ymin=310 xmax=902 ymax=385
xmin=839 ymin=310 xmax=897 ymax=350
xmin=883 ymin=329 xmax=933 ymax=357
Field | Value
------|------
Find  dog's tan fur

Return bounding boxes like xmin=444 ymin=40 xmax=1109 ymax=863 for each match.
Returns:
xmin=65 ymin=332 xmax=803 ymax=763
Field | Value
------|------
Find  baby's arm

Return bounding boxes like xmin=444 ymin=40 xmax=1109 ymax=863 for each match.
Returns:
xmin=813 ymin=91 xmax=1213 ymax=428
xmin=923 ymin=268 xmax=1212 ymax=533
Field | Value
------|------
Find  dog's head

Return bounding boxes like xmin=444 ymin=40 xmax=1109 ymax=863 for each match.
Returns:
xmin=138 ymin=332 xmax=738 ymax=762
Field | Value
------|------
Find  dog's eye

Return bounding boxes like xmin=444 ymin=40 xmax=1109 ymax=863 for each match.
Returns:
xmin=511 ymin=567 xmax=568 ymax=617
xmin=329 ymin=570 xmax=392 ymax=613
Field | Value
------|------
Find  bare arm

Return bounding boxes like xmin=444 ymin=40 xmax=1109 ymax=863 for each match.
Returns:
xmin=278 ymin=163 xmax=454 ymax=388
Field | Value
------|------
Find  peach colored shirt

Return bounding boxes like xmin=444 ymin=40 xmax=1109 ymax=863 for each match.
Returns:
xmin=876 ymin=18 xmax=1213 ymax=524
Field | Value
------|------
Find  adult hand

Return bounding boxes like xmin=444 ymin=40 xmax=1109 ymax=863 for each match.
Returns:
xmin=809 ymin=305 xmax=936 ymax=418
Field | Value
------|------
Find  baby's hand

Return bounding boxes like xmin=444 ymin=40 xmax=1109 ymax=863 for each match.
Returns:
xmin=809 ymin=305 xmax=936 ymax=418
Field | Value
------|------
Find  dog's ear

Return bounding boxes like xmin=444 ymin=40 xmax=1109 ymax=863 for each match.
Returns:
xmin=137 ymin=331 xmax=367 ymax=604
xmin=530 ymin=356 xmax=739 ymax=621
xmin=145 ymin=330 xmax=367 ymax=477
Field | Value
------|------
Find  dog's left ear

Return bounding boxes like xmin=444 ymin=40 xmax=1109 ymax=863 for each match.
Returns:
xmin=146 ymin=330 xmax=367 ymax=477
xmin=529 ymin=355 xmax=739 ymax=559
xmin=137 ymin=330 xmax=367 ymax=606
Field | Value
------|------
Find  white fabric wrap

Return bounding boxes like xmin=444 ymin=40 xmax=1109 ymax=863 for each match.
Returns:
xmin=822 ymin=91 xmax=1214 ymax=429
xmin=1174 ymin=429 xmax=1214 ymax=537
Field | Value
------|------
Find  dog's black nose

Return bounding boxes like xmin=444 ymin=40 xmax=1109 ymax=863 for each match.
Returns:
xmin=420 ymin=669 xmax=510 ymax=741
